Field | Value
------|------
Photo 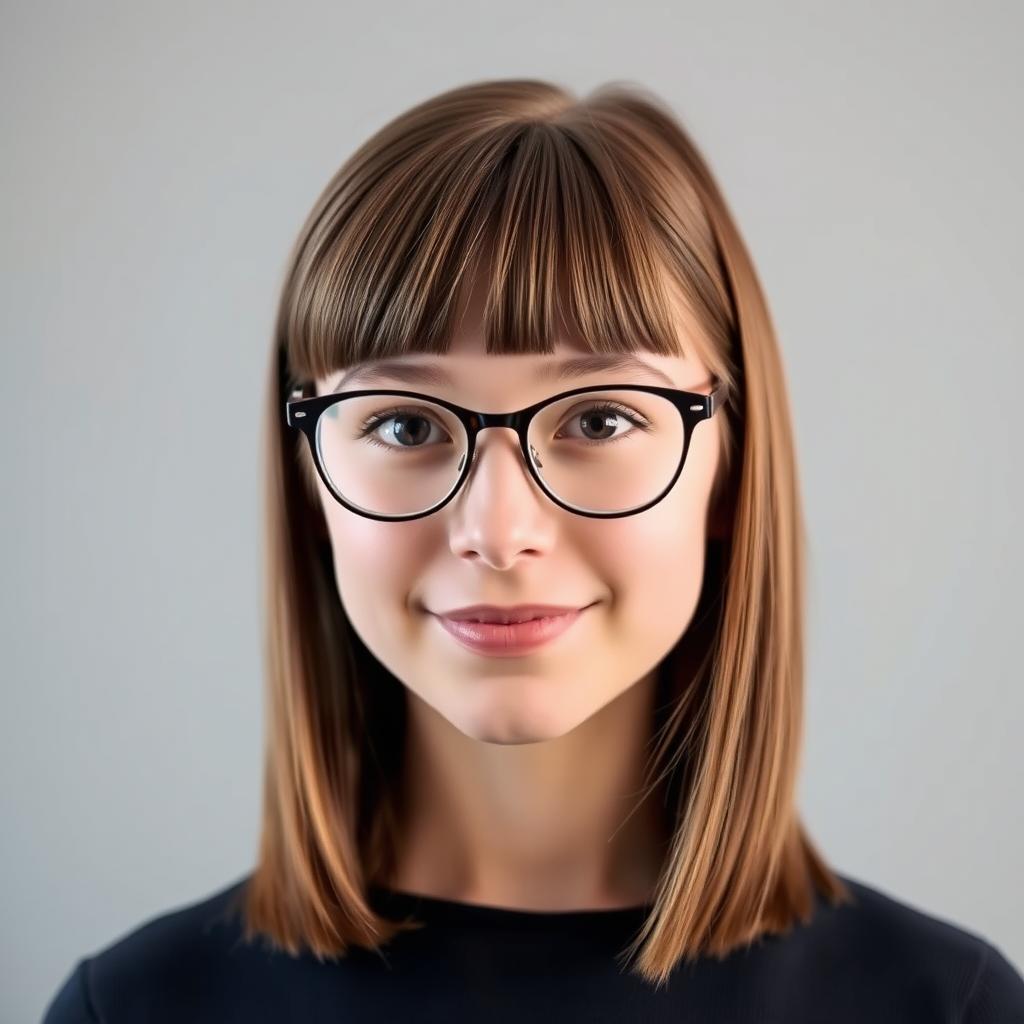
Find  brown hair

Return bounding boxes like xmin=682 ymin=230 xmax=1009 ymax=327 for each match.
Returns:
xmin=241 ymin=77 xmax=853 ymax=989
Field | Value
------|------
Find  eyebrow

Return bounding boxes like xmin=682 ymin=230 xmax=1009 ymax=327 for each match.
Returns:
xmin=333 ymin=353 xmax=677 ymax=391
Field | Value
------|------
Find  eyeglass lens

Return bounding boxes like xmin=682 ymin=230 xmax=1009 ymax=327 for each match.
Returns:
xmin=314 ymin=390 xmax=687 ymax=517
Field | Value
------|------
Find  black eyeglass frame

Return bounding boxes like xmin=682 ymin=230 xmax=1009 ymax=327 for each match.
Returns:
xmin=285 ymin=380 xmax=728 ymax=522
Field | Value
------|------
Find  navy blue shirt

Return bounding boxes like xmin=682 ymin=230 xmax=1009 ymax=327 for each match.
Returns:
xmin=41 ymin=871 xmax=1024 ymax=1022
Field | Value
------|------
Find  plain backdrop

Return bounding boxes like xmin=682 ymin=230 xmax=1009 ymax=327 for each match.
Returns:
xmin=3 ymin=1 xmax=1021 ymax=1020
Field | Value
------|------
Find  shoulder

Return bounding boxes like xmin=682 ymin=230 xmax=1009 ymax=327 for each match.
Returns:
xmin=798 ymin=871 xmax=1024 ymax=1022
xmin=41 ymin=873 xmax=259 ymax=1024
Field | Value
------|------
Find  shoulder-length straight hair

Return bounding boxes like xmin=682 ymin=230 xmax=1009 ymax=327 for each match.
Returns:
xmin=241 ymin=77 xmax=853 ymax=989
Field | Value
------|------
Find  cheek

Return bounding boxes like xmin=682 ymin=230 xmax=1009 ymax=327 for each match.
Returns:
xmin=582 ymin=429 xmax=717 ymax=649
xmin=320 ymin=500 xmax=429 ymax=635
xmin=592 ymin=497 xmax=707 ymax=654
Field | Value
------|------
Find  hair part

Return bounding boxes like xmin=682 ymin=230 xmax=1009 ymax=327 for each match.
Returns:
xmin=242 ymin=76 xmax=853 ymax=990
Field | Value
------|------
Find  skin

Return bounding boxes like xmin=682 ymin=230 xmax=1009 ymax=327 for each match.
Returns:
xmin=312 ymin=272 xmax=724 ymax=912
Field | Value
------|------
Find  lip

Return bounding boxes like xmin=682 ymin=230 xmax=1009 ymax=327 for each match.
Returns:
xmin=437 ymin=603 xmax=587 ymax=623
xmin=432 ymin=604 xmax=594 ymax=656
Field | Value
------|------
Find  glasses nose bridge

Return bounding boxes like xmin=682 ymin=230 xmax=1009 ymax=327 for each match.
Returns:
xmin=471 ymin=408 xmax=527 ymax=432
xmin=464 ymin=408 xmax=534 ymax=473
xmin=469 ymin=408 xmax=531 ymax=447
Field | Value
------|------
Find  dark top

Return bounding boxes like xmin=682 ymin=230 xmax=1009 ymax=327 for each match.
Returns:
xmin=41 ymin=871 xmax=1024 ymax=1023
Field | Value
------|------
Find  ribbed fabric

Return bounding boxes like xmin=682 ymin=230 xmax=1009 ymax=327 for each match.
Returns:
xmin=41 ymin=871 xmax=1024 ymax=1023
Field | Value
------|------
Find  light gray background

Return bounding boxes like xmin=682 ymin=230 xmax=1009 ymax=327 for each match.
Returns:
xmin=3 ymin=1 xmax=1021 ymax=1020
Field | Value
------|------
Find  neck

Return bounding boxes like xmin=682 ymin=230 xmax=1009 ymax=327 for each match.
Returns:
xmin=383 ymin=668 xmax=671 ymax=911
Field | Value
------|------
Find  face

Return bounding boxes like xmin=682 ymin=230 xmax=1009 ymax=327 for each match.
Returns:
xmin=312 ymin=288 xmax=723 ymax=746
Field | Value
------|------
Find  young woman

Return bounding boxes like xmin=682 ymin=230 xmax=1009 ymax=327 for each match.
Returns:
xmin=43 ymin=77 xmax=1024 ymax=1022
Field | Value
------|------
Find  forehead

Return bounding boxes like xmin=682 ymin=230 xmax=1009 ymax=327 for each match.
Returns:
xmin=325 ymin=345 xmax=704 ymax=394
xmin=320 ymin=258 xmax=713 ymax=395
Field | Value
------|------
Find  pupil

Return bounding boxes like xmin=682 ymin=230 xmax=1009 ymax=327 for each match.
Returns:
xmin=582 ymin=412 xmax=615 ymax=440
xmin=394 ymin=416 xmax=429 ymax=446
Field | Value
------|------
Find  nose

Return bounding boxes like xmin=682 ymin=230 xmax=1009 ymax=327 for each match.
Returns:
xmin=460 ymin=425 xmax=539 ymax=498
xmin=447 ymin=426 xmax=556 ymax=564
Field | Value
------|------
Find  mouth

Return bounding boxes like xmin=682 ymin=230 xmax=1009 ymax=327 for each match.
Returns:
xmin=430 ymin=603 xmax=597 ymax=656
xmin=435 ymin=602 xmax=595 ymax=624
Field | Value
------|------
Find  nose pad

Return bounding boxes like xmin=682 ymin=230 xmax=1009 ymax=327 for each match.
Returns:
xmin=458 ymin=436 xmax=544 ymax=475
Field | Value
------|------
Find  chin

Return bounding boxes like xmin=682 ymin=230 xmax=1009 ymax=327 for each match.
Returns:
xmin=451 ymin=694 xmax=586 ymax=745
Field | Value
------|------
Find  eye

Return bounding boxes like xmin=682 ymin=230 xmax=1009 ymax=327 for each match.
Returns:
xmin=554 ymin=402 xmax=650 ymax=445
xmin=358 ymin=407 xmax=452 ymax=451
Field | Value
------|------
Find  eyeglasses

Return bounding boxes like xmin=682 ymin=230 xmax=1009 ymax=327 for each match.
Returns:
xmin=285 ymin=380 xmax=727 ymax=521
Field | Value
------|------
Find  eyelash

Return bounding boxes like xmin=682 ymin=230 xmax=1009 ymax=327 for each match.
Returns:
xmin=357 ymin=402 xmax=651 ymax=452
